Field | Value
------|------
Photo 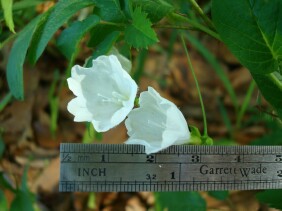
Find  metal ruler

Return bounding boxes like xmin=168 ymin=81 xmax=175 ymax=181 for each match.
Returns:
xmin=59 ymin=143 xmax=282 ymax=192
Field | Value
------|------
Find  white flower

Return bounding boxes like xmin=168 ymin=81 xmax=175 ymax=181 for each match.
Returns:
xmin=125 ymin=87 xmax=191 ymax=154
xmin=67 ymin=55 xmax=138 ymax=132
xmin=108 ymin=47 xmax=132 ymax=73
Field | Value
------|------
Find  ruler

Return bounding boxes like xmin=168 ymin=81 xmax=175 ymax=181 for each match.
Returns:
xmin=59 ymin=143 xmax=282 ymax=192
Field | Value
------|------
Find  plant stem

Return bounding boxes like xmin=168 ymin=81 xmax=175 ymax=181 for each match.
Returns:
xmin=181 ymin=35 xmax=208 ymax=137
xmin=153 ymin=24 xmax=196 ymax=31
xmin=100 ymin=20 xmax=125 ymax=28
xmin=188 ymin=0 xmax=215 ymax=30
xmin=169 ymin=12 xmax=220 ymax=41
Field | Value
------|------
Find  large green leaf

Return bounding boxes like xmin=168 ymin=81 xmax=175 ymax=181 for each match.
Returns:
xmin=256 ymin=190 xmax=282 ymax=210
xmin=28 ymin=0 xmax=95 ymax=63
xmin=57 ymin=15 xmax=100 ymax=60
xmin=212 ymin=0 xmax=282 ymax=119
xmin=125 ymin=7 xmax=158 ymax=48
xmin=252 ymin=72 xmax=282 ymax=118
xmin=155 ymin=192 xmax=206 ymax=211
xmin=208 ymin=191 xmax=229 ymax=200
xmin=0 ymin=0 xmax=15 ymax=33
xmin=6 ymin=16 xmax=42 ymax=100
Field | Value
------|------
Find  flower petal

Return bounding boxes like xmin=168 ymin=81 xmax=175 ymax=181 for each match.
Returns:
xmin=125 ymin=86 xmax=190 ymax=154
xmin=108 ymin=47 xmax=132 ymax=73
xmin=67 ymin=97 xmax=93 ymax=122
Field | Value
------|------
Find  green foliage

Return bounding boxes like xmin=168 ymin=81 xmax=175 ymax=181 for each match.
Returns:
xmin=7 ymin=16 xmax=42 ymax=100
xmin=251 ymin=72 xmax=282 ymax=119
xmin=48 ymin=70 xmax=60 ymax=136
xmin=88 ymin=24 xmax=120 ymax=48
xmin=93 ymin=0 xmax=126 ymax=22
xmin=57 ymin=15 xmax=100 ymax=60
xmin=0 ymin=0 xmax=15 ymax=33
xmin=212 ymin=0 xmax=282 ymax=120
xmin=86 ymin=31 xmax=121 ymax=67
xmin=125 ymin=7 xmax=158 ymax=48
xmin=155 ymin=192 xmax=206 ymax=211
xmin=10 ymin=191 xmax=34 ymax=211
xmin=28 ymin=0 xmax=95 ymax=63
xmin=256 ymin=190 xmax=282 ymax=210
xmin=184 ymin=33 xmax=238 ymax=110
xmin=0 ymin=190 xmax=8 ymax=211
xmin=120 ymin=0 xmax=133 ymax=19
xmin=212 ymin=0 xmax=282 ymax=75
xmin=133 ymin=0 xmax=174 ymax=23
xmin=0 ymin=92 xmax=12 ymax=112
xmin=251 ymin=119 xmax=282 ymax=145
xmin=208 ymin=191 xmax=229 ymax=200
xmin=0 ymin=173 xmax=15 ymax=192
xmin=0 ymin=134 xmax=5 ymax=159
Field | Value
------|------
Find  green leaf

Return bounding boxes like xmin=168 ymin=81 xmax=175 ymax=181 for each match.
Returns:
xmin=251 ymin=125 xmax=282 ymax=146
xmin=29 ymin=0 xmax=95 ymax=63
xmin=125 ymin=7 xmax=158 ymax=48
xmin=88 ymin=24 xmax=121 ymax=48
xmin=0 ymin=190 xmax=8 ymax=211
xmin=93 ymin=0 xmax=125 ymax=22
xmin=86 ymin=31 xmax=120 ymax=67
xmin=133 ymin=0 xmax=174 ymax=23
xmin=10 ymin=190 xmax=34 ymax=211
xmin=120 ymin=0 xmax=133 ymax=19
xmin=212 ymin=0 xmax=282 ymax=120
xmin=57 ymin=15 xmax=100 ymax=60
xmin=208 ymin=191 xmax=229 ymax=200
xmin=155 ymin=192 xmax=206 ymax=211
xmin=256 ymin=190 xmax=282 ymax=210
xmin=251 ymin=72 xmax=282 ymax=119
xmin=1 ymin=0 xmax=15 ymax=33
xmin=212 ymin=0 xmax=282 ymax=75
xmin=7 ymin=16 xmax=42 ymax=100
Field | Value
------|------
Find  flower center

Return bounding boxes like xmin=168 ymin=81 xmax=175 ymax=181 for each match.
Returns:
xmin=97 ymin=91 xmax=128 ymax=105
xmin=148 ymin=119 xmax=166 ymax=129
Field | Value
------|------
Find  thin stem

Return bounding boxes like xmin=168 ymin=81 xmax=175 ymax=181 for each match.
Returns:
xmin=100 ymin=20 xmax=125 ymax=27
xmin=181 ymin=35 xmax=208 ymax=137
xmin=188 ymin=0 xmax=215 ymax=30
xmin=169 ymin=13 xmax=221 ymax=41
xmin=153 ymin=24 xmax=196 ymax=31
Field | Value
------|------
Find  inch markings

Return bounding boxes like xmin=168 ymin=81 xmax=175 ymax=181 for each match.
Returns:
xmin=59 ymin=144 xmax=282 ymax=192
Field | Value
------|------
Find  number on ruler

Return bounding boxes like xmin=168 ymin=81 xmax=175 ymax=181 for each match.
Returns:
xmin=62 ymin=153 xmax=71 ymax=162
xmin=235 ymin=155 xmax=241 ymax=162
xmin=277 ymin=170 xmax=282 ymax=177
xmin=275 ymin=155 xmax=282 ymax=162
xmin=146 ymin=155 xmax=155 ymax=163
xmin=146 ymin=174 xmax=156 ymax=180
xmin=191 ymin=155 xmax=200 ymax=162
xmin=170 ymin=172 xmax=176 ymax=179
xmin=101 ymin=154 xmax=106 ymax=162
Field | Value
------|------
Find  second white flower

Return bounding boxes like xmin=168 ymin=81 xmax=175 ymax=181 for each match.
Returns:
xmin=125 ymin=87 xmax=191 ymax=154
